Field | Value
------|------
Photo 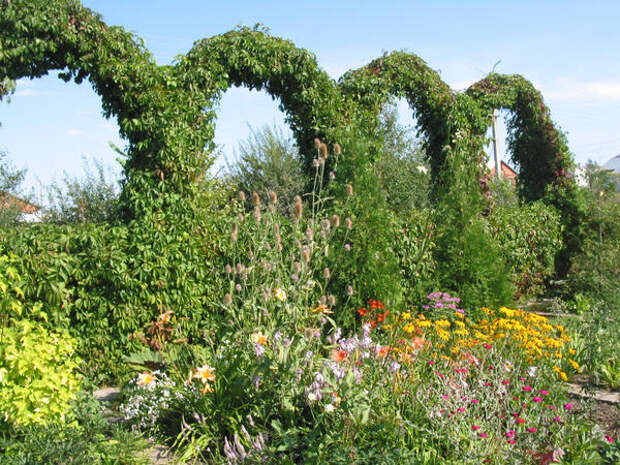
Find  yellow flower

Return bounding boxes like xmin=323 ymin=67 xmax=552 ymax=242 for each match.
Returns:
xmin=273 ymin=288 xmax=287 ymax=302
xmin=418 ymin=320 xmax=432 ymax=328
xmin=434 ymin=319 xmax=451 ymax=328
xmin=251 ymin=332 xmax=268 ymax=346
xmin=193 ymin=364 xmax=216 ymax=384
xmin=559 ymin=371 xmax=568 ymax=382
xmin=403 ymin=323 xmax=416 ymax=334
xmin=137 ymin=372 xmax=156 ymax=387
xmin=569 ymin=348 xmax=576 ymax=355
xmin=569 ymin=359 xmax=580 ymax=371
xmin=401 ymin=312 xmax=412 ymax=320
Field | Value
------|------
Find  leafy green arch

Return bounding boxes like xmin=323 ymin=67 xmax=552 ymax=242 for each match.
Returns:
xmin=0 ymin=0 xmax=209 ymax=224
xmin=464 ymin=73 xmax=574 ymax=202
xmin=176 ymin=27 xmax=350 ymax=172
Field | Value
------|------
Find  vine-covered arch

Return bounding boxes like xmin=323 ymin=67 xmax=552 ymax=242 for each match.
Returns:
xmin=174 ymin=27 xmax=352 ymax=175
xmin=1 ymin=0 xmax=577 ymax=222
xmin=0 ymin=0 xmax=210 ymax=224
xmin=464 ymin=73 xmax=574 ymax=202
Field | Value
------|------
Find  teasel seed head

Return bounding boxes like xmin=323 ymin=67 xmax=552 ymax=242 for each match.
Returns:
xmin=223 ymin=293 xmax=233 ymax=306
xmin=238 ymin=191 xmax=246 ymax=203
xmin=312 ymin=158 xmax=320 ymax=168
xmin=268 ymin=190 xmax=278 ymax=205
xmin=225 ymin=264 xmax=233 ymax=274
xmin=293 ymin=195 xmax=303 ymax=221
xmin=331 ymin=214 xmax=340 ymax=228
xmin=324 ymin=267 xmax=331 ymax=279
xmin=329 ymin=171 xmax=335 ymax=180
xmin=347 ymin=184 xmax=354 ymax=196
xmin=294 ymin=261 xmax=301 ymax=273
xmin=231 ymin=221 xmax=238 ymax=242
xmin=328 ymin=295 xmax=336 ymax=306
xmin=305 ymin=227 xmax=313 ymax=242
xmin=236 ymin=263 xmax=245 ymax=274
xmin=347 ymin=285 xmax=354 ymax=296
xmin=333 ymin=143 xmax=342 ymax=155
xmin=320 ymin=295 xmax=327 ymax=305
xmin=314 ymin=137 xmax=321 ymax=149
xmin=345 ymin=217 xmax=353 ymax=230
xmin=252 ymin=192 xmax=260 ymax=207
xmin=302 ymin=247 xmax=311 ymax=263
xmin=321 ymin=218 xmax=331 ymax=233
xmin=319 ymin=142 xmax=328 ymax=159
xmin=253 ymin=206 xmax=261 ymax=222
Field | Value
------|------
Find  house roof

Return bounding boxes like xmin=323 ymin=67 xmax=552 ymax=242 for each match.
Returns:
xmin=0 ymin=191 xmax=40 ymax=213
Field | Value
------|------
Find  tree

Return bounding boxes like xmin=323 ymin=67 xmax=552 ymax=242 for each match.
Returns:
xmin=374 ymin=102 xmax=430 ymax=215
xmin=227 ymin=124 xmax=305 ymax=214
xmin=0 ymin=151 xmax=30 ymax=227
xmin=43 ymin=158 xmax=120 ymax=224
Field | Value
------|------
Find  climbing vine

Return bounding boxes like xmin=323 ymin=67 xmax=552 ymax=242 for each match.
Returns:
xmin=0 ymin=0 xmax=582 ymax=374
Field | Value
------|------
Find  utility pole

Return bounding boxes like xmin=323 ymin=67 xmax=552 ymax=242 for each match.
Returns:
xmin=491 ymin=109 xmax=500 ymax=179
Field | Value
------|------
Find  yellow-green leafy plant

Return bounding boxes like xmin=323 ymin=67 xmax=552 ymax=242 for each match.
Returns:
xmin=0 ymin=253 xmax=82 ymax=431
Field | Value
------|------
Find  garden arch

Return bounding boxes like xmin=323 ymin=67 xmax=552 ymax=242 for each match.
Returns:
xmin=1 ymin=0 xmax=575 ymax=220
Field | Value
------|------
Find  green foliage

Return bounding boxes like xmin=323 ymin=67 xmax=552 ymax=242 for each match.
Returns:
xmin=0 ymin=392 xmax=150 ymax=465
xmin=0 ymin=151 xmax=31 ymax=227
xmin=489 ymin=200 xmax=562 ymax=298
xmin=43 ymin=157 xmax=121 ymax=224
xmin=433 ymin=211 xmax=515 ymax=317
xmin=227 ymin=125 xmax=305 ymax=216
xmin=393 ymin=209 xmax=437 ymax=305
xmin=375 ymin=103 xmax=430 ymax=215
xmin=0 ymin=318 xmax=82 ymax=431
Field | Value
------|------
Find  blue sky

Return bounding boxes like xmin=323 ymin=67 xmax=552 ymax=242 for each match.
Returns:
xmin=1 ymin=0 xmax=619 ymax=195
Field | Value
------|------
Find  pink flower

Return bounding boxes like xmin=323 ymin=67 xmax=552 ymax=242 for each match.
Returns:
xmin=484 ymin=382 xmax=492 ymax=386
xmin=457 ymin=408 xmax=466 ymax=412
xmin=520 ymin=377 xmax=527 ymax=381
xmin=539 ymin=390 xmax=549 ymax=395
xmin=516 ymin=418 xmax=525 ymax=424
xmin=502 ymin=380 xmax=511 ymax=385
xmin=472 ymin=425 xmax=481 ymax=431
xmin=455 ymin=368 xmax=468 ymax=373
xmin=483 ymin=343 xmax=492 ymax=350
xmin=512 ymin=396 xmax=518 ymax=400
xmin=527 ymin=427 xmax=537 ymax=433
xmin=471 ymin=399 xmax=479 ymax=404
xmin=507 ymin=439 xmax=517 ymax=444
xmin=428 ymin=360 xmax=435 ymax=365
xmin=523 ymin=385 xmax=533 ymax=392
xmin=533 ymin=397 xmax=543 ymax=403
xmin=553 ymin=416 xmax=562 ymax=422
xmin=488 ymin=365 xmax=494 ymax=370
xmin=442 ymin=394 xmax=449 ymax=399
xmin=478 ymin=433 xmax=488 ymax=438
xmin=505 ymin=430 xmax=515 ymax=437
xmin=564 ymin=403 xmax=573 ymax=410
xmin=605 ymin=435 xmax=614 ymax=443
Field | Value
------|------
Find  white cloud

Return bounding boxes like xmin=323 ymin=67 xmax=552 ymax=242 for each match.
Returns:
xmin=13 ymin=88 xmax=37 ymax=97
xmin=68 ymin=129 xmax=82 ymax=136
xmin=541 ymin=78 xmax=620 ymax=103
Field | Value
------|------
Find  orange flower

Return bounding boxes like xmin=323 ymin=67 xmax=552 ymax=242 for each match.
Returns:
xmin=330 ymin=350 xmax=348 ymax=363
xmin=312 ymin=304 xmax=333 ymax=314
xmin=410 ymin=336 xmax=428 ymax=351
xmin=193 ymin=364 xmax=216 ymax=384
xmin=377 ymin=346 xmax=390 ymax=358
xmin=357 ymin=307 xmax=369 ymax=317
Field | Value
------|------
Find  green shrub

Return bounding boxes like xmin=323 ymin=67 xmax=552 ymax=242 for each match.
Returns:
xmin=489 ymin=200 xmax=562 ymax=298
xmin=0 ymin=391 xmax=150 ymax=465
xmin=0 ymin=319 xmax=82 ymax=431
